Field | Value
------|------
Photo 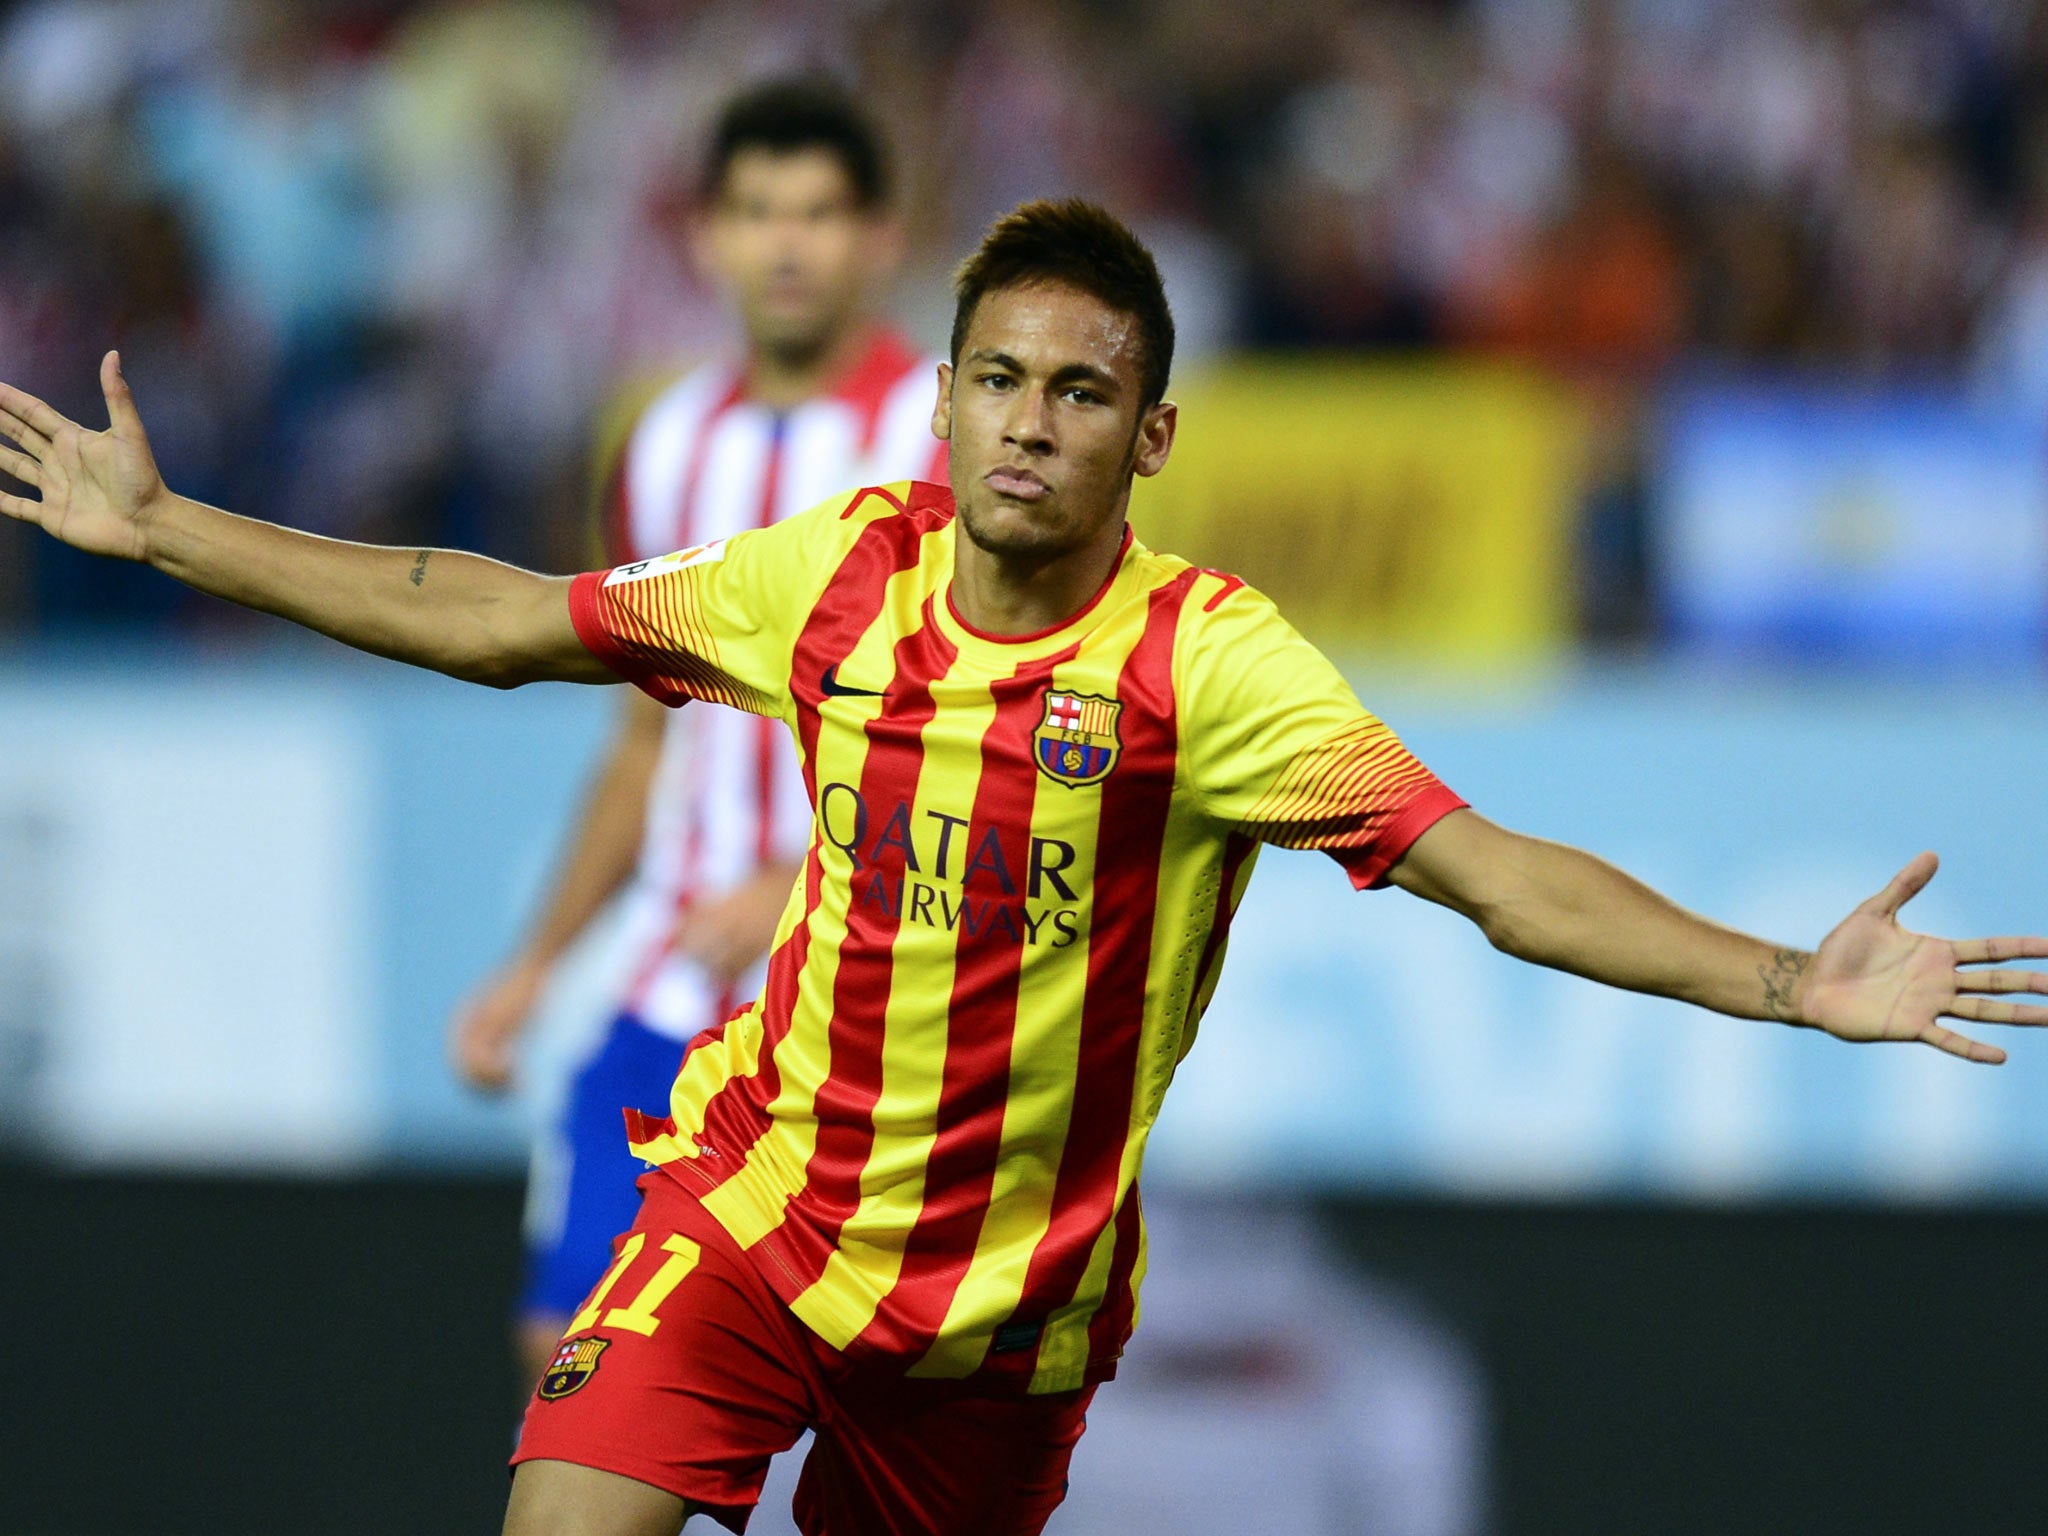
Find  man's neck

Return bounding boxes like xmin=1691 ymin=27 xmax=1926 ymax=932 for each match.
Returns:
xmin=949 ymin=516 xmax=1129 ymax=638
xmin=746 ymin=324 xmax=871 ymax=411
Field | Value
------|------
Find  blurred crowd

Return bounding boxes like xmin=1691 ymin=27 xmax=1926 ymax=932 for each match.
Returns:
xmin=2 ymin=0 xmax=2046 ymax=637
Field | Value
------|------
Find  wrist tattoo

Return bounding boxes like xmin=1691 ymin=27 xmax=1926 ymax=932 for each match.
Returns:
xmin=409 ymin=550 xmax=430 ymax=588
xmin=1759 ymin=947 xmax=1810 ymax=1022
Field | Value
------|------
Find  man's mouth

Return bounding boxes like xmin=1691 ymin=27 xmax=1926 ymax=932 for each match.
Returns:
xmin=984 ymin=466 xmax=1050 ymax=501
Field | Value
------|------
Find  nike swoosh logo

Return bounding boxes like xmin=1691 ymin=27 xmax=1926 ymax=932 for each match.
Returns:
xmin=821 ymin=664 xmax=885 ymax=699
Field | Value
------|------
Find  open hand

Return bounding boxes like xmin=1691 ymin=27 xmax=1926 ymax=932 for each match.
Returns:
xmin=0 ymin=352 xmax=169 ymax=561
xmin=676 ymin=861 xmax=802 ymax=988
xmin=1796 ymin=852 xmax=2048 ymax=1064
xmin=448 ymin=956 xmax=548 ymax=1093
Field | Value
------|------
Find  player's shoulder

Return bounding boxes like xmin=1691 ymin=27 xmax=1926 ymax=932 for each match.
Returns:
xmin=817 ymin=478 xmax=956 ymax=532
xmin=596 ymin=363 xmax=740 ymax=563
xmin=1125 ymin=543 xmax=1327 ymax=700
xmin=680 ymin=480 xmax=952 ymax=610
xmin=1124 ymin=536 xmax=1272 ymax=628
xmin=624 ymin=359 xmax=744 ymax=455
xmin=817 ymin=330 xmax=943 ymax=448
xmin=738 ymin=479 xmax=954 ymax=560
xmin=875 ymin=350 xmax=945 ymax=430
xmin=883 ymin=350 xmax=945 ymax=407
xmin=836 ymin=328 xmax=937 ymax=398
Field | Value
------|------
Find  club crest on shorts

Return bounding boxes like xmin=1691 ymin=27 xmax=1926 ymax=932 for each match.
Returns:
xmin=537 ymin=1335 xmax=610 ymax=1401
xmin=1033 ymin=691 xmax=1122 ymax=788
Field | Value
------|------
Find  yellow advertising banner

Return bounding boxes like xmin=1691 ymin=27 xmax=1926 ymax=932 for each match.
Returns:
xmin=1130 ymin=359 xmax=1586 ymax=662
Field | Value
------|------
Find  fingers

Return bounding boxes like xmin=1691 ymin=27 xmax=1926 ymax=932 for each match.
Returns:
xmin=1919 ymin=1024 xmax=2007 ymax=1065
xmin=1946 ymin=996 xmax=2048 ymax=1027
xmin=675 ymin=920 xmax=754 ymax=987
xmin=460 ymin=1045 xmax=513 ymax=1093
xmin=448 ymin=1011 xmax=516 ymax=1093
xmin=1953 ymin=935 xmax=2048 ymax=964
xmin=1953 ymin=968 xmax=2048 ymax=997
xmin=0 ymin=489 xmax=45 ymax=525
xmin=0 ymin=379 xmax=68 ymax=440
xmin=0 ymin=403 xmax=51 ymax=456
xmin=1870 ymin=851 xmax=1939 ymax=918
xmin=454 ymin=1046 xmax=512 ymax=1093
xmin=100 ymin=351 xmax=143 ymax=437
xmin=0 ymin=441 xmax=39 ymax=488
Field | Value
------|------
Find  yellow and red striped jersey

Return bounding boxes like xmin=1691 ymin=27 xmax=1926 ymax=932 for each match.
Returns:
xmin=568 ymin=481 xmax=1465 ymax=1394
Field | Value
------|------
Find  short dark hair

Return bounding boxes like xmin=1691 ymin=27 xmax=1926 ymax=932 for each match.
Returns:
xmin=951 ymin=199 xmax=1175 ymax=407
xmin=702 ymin=77 xmax=890 ymax=208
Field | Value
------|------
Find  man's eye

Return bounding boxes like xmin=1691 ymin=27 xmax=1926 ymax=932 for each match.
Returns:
xmin=1064 ymin=388 xmax=1102 ymax=405
xmin=978 ymin=373 xmax=1014 ymax=389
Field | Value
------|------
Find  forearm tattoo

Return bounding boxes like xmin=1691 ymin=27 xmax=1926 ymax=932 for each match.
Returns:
xmin=1759 ymin=947 xmax=1810 ymax=1022
xmin=409 ymin=550 xmax=430 ymax=588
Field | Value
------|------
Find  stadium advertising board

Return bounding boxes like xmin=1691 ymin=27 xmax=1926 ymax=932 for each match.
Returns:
xmin=7 ymin=662 xmax=2047 ymax=1201
xmin=0 ymin=675 xmax=375 ymax=1167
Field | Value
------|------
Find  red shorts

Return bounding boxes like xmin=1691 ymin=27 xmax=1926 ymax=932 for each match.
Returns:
xmin=511 ymin=1172 xmax=1094 ymax=1535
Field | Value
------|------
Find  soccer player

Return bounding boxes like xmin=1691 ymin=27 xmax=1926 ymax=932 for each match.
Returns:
xmin=446 ymin=78 xmax=946 ymax=1389
xmin=6 ymin=200 xmax=2046 ymax=1536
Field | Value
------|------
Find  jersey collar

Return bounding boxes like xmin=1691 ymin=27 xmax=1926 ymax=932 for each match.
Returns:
xmin=936 ymin=522 xmax=1138 ymax=656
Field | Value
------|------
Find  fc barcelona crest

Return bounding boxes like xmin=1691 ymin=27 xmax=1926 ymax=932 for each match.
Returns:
xmin=1033 ymin=691 xmax=1123 ymax=788
xmin=537 ymin=1335 xmax=611 ymax=1401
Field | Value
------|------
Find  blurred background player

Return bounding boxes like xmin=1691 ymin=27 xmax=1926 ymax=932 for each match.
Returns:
xmin=445 ymin=75 xmax=946 ymax=1386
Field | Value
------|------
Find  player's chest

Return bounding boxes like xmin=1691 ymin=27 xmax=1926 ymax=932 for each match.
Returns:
xmin=804 ymin=662 xmax=1180 ymax=857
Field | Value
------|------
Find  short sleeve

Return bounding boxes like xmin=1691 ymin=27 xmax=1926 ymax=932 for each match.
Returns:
xmin=569 ymin=492 xmax=855 ymax=716
xmin=1178 ymin=578 xmax=1466 ymax=889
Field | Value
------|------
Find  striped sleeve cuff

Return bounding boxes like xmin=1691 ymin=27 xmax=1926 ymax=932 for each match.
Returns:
xmin=567 ymin=570 xmax=679 ymax=703
xmin=1332 ymin=783 xmax=1469 ymax=891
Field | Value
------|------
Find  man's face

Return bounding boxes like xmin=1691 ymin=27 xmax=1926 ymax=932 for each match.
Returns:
xmin=703 ymin=147 xmax=887 ymax=358
xmin=933 ymin=281 xmax=1175 ymax=564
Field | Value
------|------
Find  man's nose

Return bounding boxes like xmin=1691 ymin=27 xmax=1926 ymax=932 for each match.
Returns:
xmin=1003 ymin=392 xmax=1054 ymax=454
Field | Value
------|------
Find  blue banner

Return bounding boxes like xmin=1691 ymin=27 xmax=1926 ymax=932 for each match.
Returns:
xmin=1658 ymin=383 xmax=2048 ymax=664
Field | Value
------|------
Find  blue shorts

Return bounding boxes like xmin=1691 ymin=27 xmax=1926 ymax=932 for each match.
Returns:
xmin=520 ymin=1012 xmax=686 ymax=1320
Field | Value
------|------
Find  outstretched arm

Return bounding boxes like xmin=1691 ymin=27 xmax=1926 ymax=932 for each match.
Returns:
xmin=1388 ymin=809 xmax=2048 ymax=1064
xmin=0 ymin=354 xmax=614 ymax=688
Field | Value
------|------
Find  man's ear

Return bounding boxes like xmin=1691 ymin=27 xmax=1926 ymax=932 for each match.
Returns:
xmin=1132 ymin=400 xmax=1177 ymax=478
xmin=930 ymin=363 xmax=954 ymax=441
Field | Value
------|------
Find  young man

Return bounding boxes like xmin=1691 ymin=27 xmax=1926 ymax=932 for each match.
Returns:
xmin=5 ymin=201 xmax=2045 ymax=1536
xmin=446 ymin=78 xmax=947 ymax=1386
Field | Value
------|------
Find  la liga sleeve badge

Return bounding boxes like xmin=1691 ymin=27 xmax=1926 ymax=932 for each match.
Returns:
xmin=1033 ymin=691 xmax=1123 ymax=788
